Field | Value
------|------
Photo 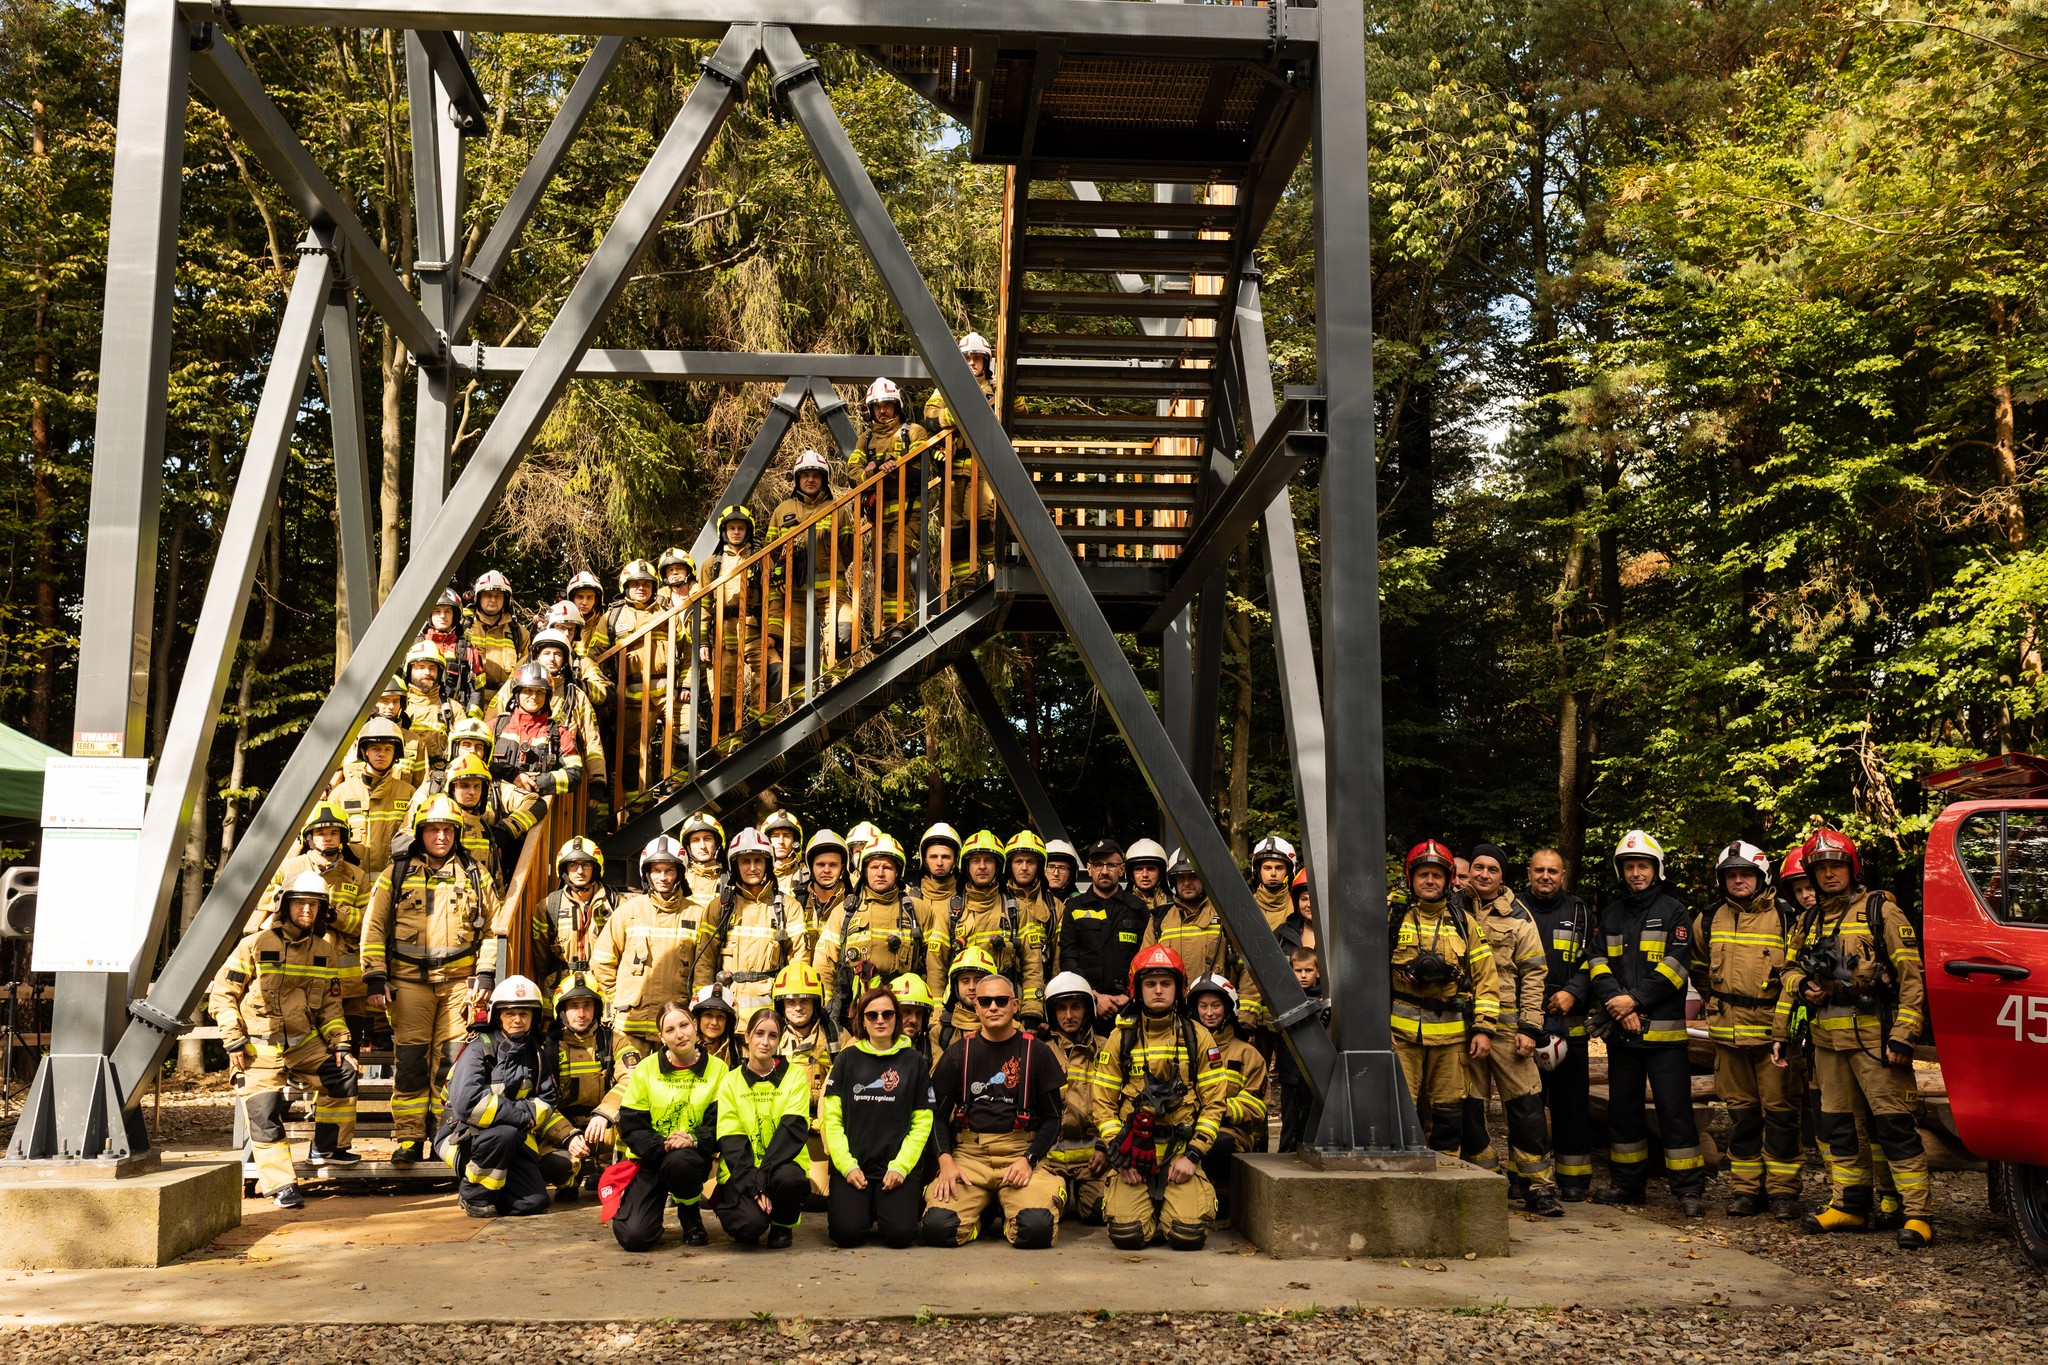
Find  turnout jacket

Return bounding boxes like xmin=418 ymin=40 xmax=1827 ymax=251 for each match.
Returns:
xmin=329 ymin=764 xmax=417 ymax=878
xmin=1589 ymin=887 xmax=1693 ymax=1047
xmin=1044 ymin=1029 xmax=1108 ymax=1176
xmin=554 ymin=1023 xmax=625 ymax=1117
xmin=708 ymin=878 xmax=805 ymax=1016
xmin=436 ymin=1027 xmax=575 ymax=1153
xmin=262 ymin=851 xmax=369 ymax=996
xmin=911 ymin=873 xmax=964 ymax=1001
xmin=821 ymin=1038 xmax=935 ymax=1180
xmin=945 ymin=881 xmax=1045 ymax=1024
xmin=1389 ymin=897 xmax=1499 ymax=1046
xmin=1524 ymin=889 xmax=1593 ymax=1038
xmin=1206 ymin=1020 xmax=1268 ymax=1152
xmin=1058 ymin=886 xmax=1150 ymax=999
xmin=534 ymin=882 xmax=622 ymax=982
xmin=359 ymin=849 xmax=499 ymax=991
xmin=1776 ymin=887 xmax=1925 ymax=1052
xmin=208 ymin=920 xmax=351 ymax=1055
xmin=614 ymin=1049 xmax=726 ymax=1162
xmin=1092 ymin=1010 xmax=1227 ymax=1158
xmin=1691 ymin=892 xmax=1794 ymax=1047
xmin=590 ymin=888 xmax=715 ymax=1037
xmin=1467 ymin=888 xmax=1548 ymax=1041
xmin=813 ymin=885 xmax=941 ymax=1009
xmin=462 ymin=607 xmax=530 ymax=692
xmin=1142 ymin=893 xmax=1266 ymax=1028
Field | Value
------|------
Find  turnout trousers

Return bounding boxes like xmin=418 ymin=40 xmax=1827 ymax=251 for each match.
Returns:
xmin=1104 ymin=1162 xmax=1216 ymax=1251
xmin=1540 ymin=1036 xmax=1594 ymax=1191
xmin=446 ymin=1124 xmax=551 ymax=1217
xmin=1606 ymin=1043 xmax=1706 ymax=1198
xmin=389 ymin=979 xmax=470 ymax=1142
xmin=238 ymin=1037 xmax=357 ymax=1194
xmin=1713 ymin=1042 xmax=1805 ymax=1198
xmin=921 ymin=1130 xmax=1066 ymax=1248
xmin=1461 ymin=1043 xmax=1556 ymax=1189
xmin=1813 ymin=1048 xmax=1929 ymax=1216
xmin=613 ymin=1145 xmax=714 ymax=1253
xmin=1395 ymin=1039 xmax=1467 ymax=1153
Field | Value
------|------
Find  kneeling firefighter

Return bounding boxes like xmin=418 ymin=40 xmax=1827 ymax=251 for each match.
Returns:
xmin=436 ymin=975 xmax=581 ymax=1218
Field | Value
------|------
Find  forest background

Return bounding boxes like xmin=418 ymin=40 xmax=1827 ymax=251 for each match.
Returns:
xmin=4 ymin=0 xmax=2045 ymax=943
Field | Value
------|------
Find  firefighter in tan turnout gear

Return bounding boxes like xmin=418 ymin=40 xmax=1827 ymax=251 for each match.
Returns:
xmin=591 ymin=834 xmax=716 ymax=1075
xmin=1459 ymin=843 xmax=1564 ymax=1216
xmin=1040 ymin=971 xmax=1109 ymax=1223
xmin=1694 ymin=840 xmax=1806 ymax=1220
xmin=360 ymin=795 xmax=500 ymax=1162
xmin=1388 ymin=840 xmax=1500 ymax=1155
xmin=211 ymin=872 xmax=361 ymax=1206
xmin=1094 ymin=944 xmax=1227 ymax=1251
xmin=1776 ymin=828 xmax=1935 ymax=1247
xmin=330 ymin=716 xmax=416 ymax=878
xmin=265 ymin=800 xmax=372 ymax=1055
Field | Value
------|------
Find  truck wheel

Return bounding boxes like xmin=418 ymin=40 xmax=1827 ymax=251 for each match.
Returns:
xmin=1997 ymin=1161 xmax=2048 ymax=1269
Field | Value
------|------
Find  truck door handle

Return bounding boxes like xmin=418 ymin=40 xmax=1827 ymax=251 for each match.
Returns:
xmin=1944 ymin=959 xmax=2032 ymax=981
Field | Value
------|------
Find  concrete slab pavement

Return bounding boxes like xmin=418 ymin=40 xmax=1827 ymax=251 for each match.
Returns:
xmin=0 ymin=1189 xmax=1822 ymax=1324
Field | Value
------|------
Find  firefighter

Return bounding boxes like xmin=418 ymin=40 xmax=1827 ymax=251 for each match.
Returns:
xmin=679 ymin=811 xmax=727 ymax=916
xmin=892 ymin=971 xmax=944 ymax=1070
xmin=611 ymin=998 xmax=728 ymax=1252
xmin=1525 ymin=847 xmax=1595 ymax=1201
xmin=591 ymin=834 xmax=717 ymax=1077
xmin=708 ymin=827 xmax=805 ymax=1019
xmin=1458 ymin=843 xmax=1562 ymax=1215
xmin=1004 ymin=831 xmax=1059 ymax=984
xmin=922 ymin=331 xmax=997 ymax=434
xmin=815 ymin=834 xmax=937 ymax=1025
xmin=604 ymin=560 xmax=669 ymax=793
xmin=703 ymin=506 xmax=781 ymax=731
xmin=948 ymin=830 xmax=1045 ymax=1023
xmin=331 ymin=716 xmax=417 ymax=878
xmin=466 ymin=570 xmax=529 ymax=692
xmin=913 ymin=823 xmax=965 ymax=1000
xmin=491 ymin=626 xmax=606 ymax=788
xmin=922 ymin=974 xmax=1068 ymax=1248
xmin=434 ymin=751 xmax=538 ymax=887
xmin=937 ymin=945 xmax=1001 ymax=1049
xmin=544 ymin=972 xmax=622 ymax=1198
xmin=265 ymin=801 xmax=372 ymax=1065
xmin=565 ymin=570 xmax=610 ymax=658
xmin=403 ymin=638 xmax=472 ymax=775
xmin=1043 ymin=839 xmax=1080 ymax=908
xmin=693 ymin=980 xmax=742 ymax=1070
xmin=767 ymin=449 xmax=850 ymax=681
xmin=535 ymin=836 xmax=619 ymax=993
xmin=797 ymin=828 xmax=849 ymax=969
xmin=209 ymin=872 xmax=360 ymax=1205
xmin=656 ymin=546 xmax=696 ymax=610
xmin=1693 ymin=841 xmax=1805 ymax=1219
xmin=1250 ymin=835 xmax=1298 ymax=934
xmin=1389 ymin=840 xmax=1500 ymax=1156
xmin=920 ymin=333 xmax=997 ymax=583
xmin=848 ymin=378 xmax=930 ymax=629
xmin=1275 ymin=868 xmax=1315 ymax=959
xmin=716 ymin=1008 xmax=814 ymax=1247
xmin=762 ymin=810 xmax=806 ymax=898
xmin=845 ymin=821 xmax=879 ymax=872
xmin=774 ymin=960 xmax=842 ymax=1128
xmin=1040 ymin=971 xmax=1109 ymax=1223
xmin=1187 ymin=973 xmax=1267 ymax=1216
xmin=361 ymin=795 xmax=499 ymax=1162
xmin=1777 ymin=828 xmax=1933 ymax=1247
xmin=420 ymin=589 xmax=487 ymax=713
xmin=1094 ymin=944 xmax=1227 ymax=1251
xmin=436 ymin=975 xmax=576 ymax=1218
xmin=1124 ymin=839 xmax=1170 ymax=924
xmin=822 ymin=984 xmax=937 ymax=1249
xmin=490 ymin=662 xmax=582 ymax=797
xmin=1589 ymin=830 xmax=1707 ymax=1216
xmin=1059 ymin=839 xmax=1150 ymax=1035
xmin=1143 ymin=849 xmax=1264 ymax=1031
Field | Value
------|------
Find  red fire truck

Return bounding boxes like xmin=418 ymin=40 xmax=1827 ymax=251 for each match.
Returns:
xmin=1921 ymin=753 xmax=2048 ymax=1266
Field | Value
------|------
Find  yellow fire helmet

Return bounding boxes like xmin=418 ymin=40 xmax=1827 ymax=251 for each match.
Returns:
xmin=413 ymin=793 xmax=466 ymax=832
xmin=960 ymin=829 xmax=1005 ymax=861
xmin=771 ymin=960 xmax=823 ymax=1003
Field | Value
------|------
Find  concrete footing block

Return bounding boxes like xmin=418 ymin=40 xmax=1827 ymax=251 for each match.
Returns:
xmin=1233 ymin=1152 xmax=1509 ymax=1259
xmin=0 ymin=1161 xmax=241 ymax=1269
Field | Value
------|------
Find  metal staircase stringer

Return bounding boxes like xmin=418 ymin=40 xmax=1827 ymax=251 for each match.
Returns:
xmin=601 ymin=580 xmax=1002 ymax=865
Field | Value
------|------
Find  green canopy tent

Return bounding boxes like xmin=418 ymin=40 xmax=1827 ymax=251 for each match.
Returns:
xmin=0 ymin=722 xmax=62 ymax=821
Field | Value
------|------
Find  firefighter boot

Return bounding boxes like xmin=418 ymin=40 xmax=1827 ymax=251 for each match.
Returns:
xmin=1802 ymin=1186 xmax=1871 ymax=1234
xmin=1727 ymin=1191 xmax=1769 ymax=1217
xmin=1769 ymin=1193 xmax=1802 ymax=1221
xmin=1897 ymin=1218 xmax=1934 ymax=1250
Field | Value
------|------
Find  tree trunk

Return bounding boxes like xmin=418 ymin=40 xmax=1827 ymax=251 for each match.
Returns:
xmin=149 ymin=516 xmax=186 ymax=758
xmin=173 ymin=795 xmax=210 ymax=1076
xmin=378 ymin=327 xmax=405 ymax=602
xmin=221 ymin=516 xmax=282 ymax=860
xmin=28 ymin=101 xmax=57 ymax=746
xmin=1225 ymin=552 xmax=1253 ymax=863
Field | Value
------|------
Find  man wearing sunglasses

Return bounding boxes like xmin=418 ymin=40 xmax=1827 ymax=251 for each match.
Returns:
xmin=920 ymin=976 xmax=1068 ymax=1248
xmin=1058 ymin=839 xmax=1151 ymax=1035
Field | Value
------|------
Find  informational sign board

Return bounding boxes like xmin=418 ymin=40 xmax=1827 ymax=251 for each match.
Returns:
xmin=31 ymin=756 xmax=151 ymax=973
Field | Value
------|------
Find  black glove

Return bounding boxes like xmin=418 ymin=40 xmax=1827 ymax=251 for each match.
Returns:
xmin=1884 ymin=1040 xmax=1916 ymax=1067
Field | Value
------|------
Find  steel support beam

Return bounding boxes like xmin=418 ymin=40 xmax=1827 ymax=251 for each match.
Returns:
xmin=174 ymin=0 xmax=1308 ymax=52
xmin=1139 ymin=399 xmax=1319 ymax=636
xmin=413 ymin=29 xmax=491 ymax=131
xmin=809 ymin=377 xmax=860 ymax=457
xmin=190 ymin=37 xmax=443 ymax=362
xmin=765 ymin=24 xmax=1338 ymax=1100
xmin=326 ymin=278 xmax=376 ymax=646
xmin=463 ymin=347 xmax=928 ymax=384
xmin=955 ymin=654 xmax=1069 ymax=845
xmin=9 ymin=0 xmax=191 ymax=1163
xmin=1308 ymin=0 xmax=1422 ymax=1153
xmin=128 ymin=233 xmax=336 ymax=1000
xmin=451 ymin=36 xmax=627 ymax=337
xmin=1235 ymin=273 xmax=1330 ymax=925
xmin=408 ymin=32 xmax=465 ymax=530
xmin=690 ymin=376 xmax=806 ymax=565
xmin=109 ymin=27 xmax=764 ymax=1104
xmin=1188 ymin=565 xmax=1225 ymax=797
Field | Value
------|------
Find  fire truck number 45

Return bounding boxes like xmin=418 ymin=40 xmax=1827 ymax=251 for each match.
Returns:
xmin=1997 ymin=994 xmax=2048 ymax=1043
